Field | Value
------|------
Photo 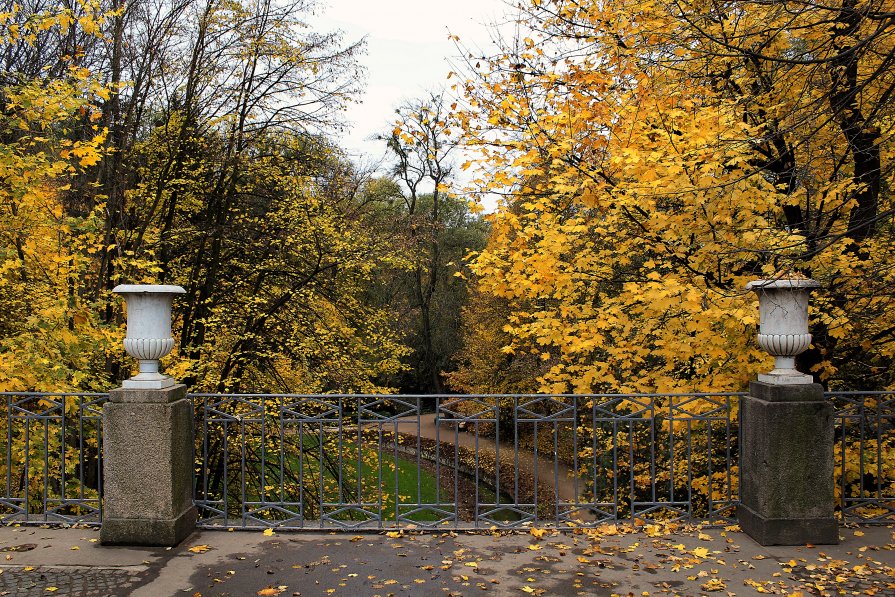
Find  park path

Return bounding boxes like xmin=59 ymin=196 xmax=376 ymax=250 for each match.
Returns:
xmin=394 ymin=413 xmax=591 ymax=516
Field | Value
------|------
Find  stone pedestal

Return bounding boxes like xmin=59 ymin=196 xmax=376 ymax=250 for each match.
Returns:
xmin=737 ymin=381 xmax=838 ymax=545
xmin=100 ymin=384 xmax=197 ymax=546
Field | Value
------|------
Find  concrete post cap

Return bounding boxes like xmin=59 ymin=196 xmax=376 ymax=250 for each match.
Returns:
xmin=745 ymin=278 xmax=820 ymax=291
xmin=113 ymin=284 xmax=187 ymax=295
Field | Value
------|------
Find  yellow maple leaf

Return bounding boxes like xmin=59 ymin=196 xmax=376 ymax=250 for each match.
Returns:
xmin=188 ymin=545 xmax=210 ymax=554
xmin=701 ymin=578 xmax=726 ymax=591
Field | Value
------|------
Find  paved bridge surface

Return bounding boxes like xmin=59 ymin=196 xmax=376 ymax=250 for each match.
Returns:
xmin=0 ymin=524 xmax=891 ymax=596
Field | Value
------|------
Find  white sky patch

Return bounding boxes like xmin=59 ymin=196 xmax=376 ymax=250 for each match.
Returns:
xmin=310 ymin=0 xmax=513 ymax=208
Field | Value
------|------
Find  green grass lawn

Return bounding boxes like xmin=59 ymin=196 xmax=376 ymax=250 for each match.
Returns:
xmin=238 ymin=433 xmax=446 ymax=523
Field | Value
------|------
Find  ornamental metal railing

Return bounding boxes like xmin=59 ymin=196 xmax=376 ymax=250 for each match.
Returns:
xmin=0 ymin=391 xmax=892 ymax=528
xmin=829 ymin=391 xmax=895 ymax=524
xmin=192 ymin=393 xmax=740 ymax=529
xmin=0 ymin=392 xmax=108 ymax=525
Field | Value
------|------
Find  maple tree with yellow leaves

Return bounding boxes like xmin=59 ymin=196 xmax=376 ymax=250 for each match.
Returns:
xmin=456 ymin=0 xmax=895 ymax=395
xmin=451 ymin=0 xmax=895 ymax=513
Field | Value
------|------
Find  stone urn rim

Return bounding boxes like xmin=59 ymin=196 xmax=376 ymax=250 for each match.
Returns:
xmin=745 ymin=278 xmax=820 ymax=291
xmin=113 ymin=284 xmax=187 ymax=295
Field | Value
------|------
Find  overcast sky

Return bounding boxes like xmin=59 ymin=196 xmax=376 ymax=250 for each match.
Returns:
xmin=310 ymin=0 xmax=513 ymax=172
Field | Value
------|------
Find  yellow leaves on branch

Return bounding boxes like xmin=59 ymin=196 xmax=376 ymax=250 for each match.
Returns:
xmin=0 ymin=6 xmax=112 ymax=393
xmin=454 ymin=0 xmax=895 ymax=395
xmin=1 ymin=1 xmax=108 ymax=46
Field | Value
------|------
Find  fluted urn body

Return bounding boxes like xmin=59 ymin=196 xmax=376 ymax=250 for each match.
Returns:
xmin=746 ymin=277 xmax=820 ymax=385
xmin=113 ymin=284 xmax=186 ymax=389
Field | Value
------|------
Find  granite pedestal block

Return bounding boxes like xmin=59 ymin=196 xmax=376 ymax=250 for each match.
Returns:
xmin=737 ymin=381 xmax=838 ymax=545
xmin=100 ymin=384 xmax=196 ymax=546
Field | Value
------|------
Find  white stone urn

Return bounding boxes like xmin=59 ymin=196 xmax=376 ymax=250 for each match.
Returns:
xmin=746 ymin=277 xmax=820 ymax=385
xmin=113 ymin=284 xmax=186 ymax=389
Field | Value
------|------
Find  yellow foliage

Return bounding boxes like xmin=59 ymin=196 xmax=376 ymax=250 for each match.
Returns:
xmin=0 ymin=4 xmax=114 ymax=392
xmin=455 ymin=0 xmax=895 ymax=395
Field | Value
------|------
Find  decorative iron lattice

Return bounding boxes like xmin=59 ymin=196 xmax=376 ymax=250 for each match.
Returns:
xmin=192 ymin=393 xmax=741 ymax=530
xmin=0 ymin=393 xmax=108 ymax=525
xmin=1 ymin=391 xmax=890 ymax=529
xmin=829 ymin=392 xmax=895 ymax=523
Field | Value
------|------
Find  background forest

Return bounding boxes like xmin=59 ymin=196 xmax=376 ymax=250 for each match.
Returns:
xmin=3 ymin=0 xmax=895 ymax=397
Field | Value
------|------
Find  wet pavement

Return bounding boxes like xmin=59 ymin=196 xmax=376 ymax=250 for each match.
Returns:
xmin=0 ymin=523 xmax=892 ymax=596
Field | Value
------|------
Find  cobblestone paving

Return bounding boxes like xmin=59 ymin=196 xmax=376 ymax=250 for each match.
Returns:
xmin=0 ymin=566 xmax=148 ymax=596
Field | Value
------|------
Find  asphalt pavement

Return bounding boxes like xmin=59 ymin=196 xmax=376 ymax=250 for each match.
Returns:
xmin=0 ymin=523 xmax=892 ymax=596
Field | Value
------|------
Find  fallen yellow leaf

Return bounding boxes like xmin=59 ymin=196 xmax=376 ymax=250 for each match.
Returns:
xmin=188 ymin=545 xmax=210 ymax=554
xmin=701 ymin=578 xmax=726 ymax=591
xmin=262 ymin=528 xmax=275 ymax=536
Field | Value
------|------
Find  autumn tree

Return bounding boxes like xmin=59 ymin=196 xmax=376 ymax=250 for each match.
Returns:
xmin=0 ymin=2 xmax=119 ymax=391
xmin=1 ymin=0 xmax=411 ymax=394
xmin=455 ymin=0 xmax=895 ymax=394
xmin=381 ymin=92 xmax=488 ymax=394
